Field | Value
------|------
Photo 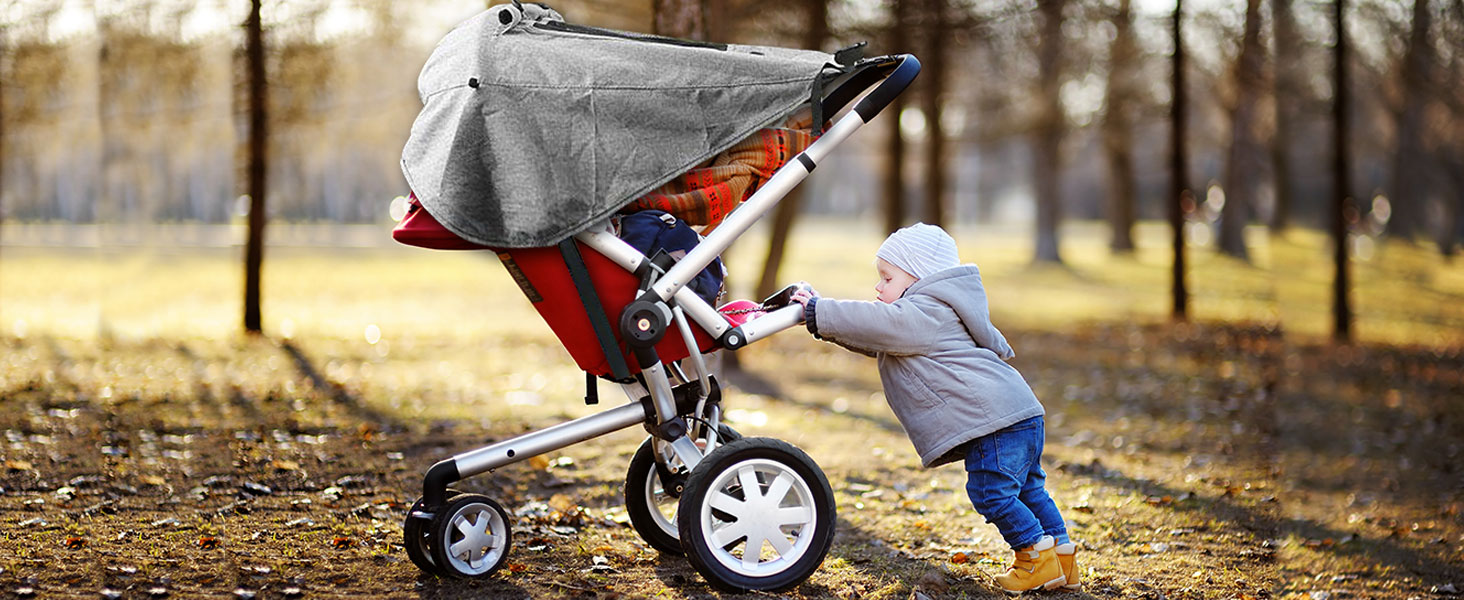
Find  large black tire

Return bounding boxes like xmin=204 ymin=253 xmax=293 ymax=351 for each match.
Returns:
xmin=676 ymin=437 xmax=835 ymax=592
xmin=403 ymin=488 xmax=464 ymax=577
xmin=625 ymin=424 xmax=740 ymax=555
xmin=428 ymin=494 xmax=512 ymax=579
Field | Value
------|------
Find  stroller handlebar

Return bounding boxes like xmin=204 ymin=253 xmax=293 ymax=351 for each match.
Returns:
xmin=819 ymin=54 xmax=923 ymax=124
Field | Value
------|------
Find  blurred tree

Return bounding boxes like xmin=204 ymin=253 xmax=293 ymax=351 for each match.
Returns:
xmin=1333 ymin=0 xmax=1352 ymax=342
xmin=1447 ymin=0 xmax=1464 ymax=255
xmin=1218 ymin=0 xmax=1264 ymax=261
xmin=1 ymin=12 xmax=6 ymax=251
xmin=1270 ymin=0 xmax=1301 ymax=232
xmin=883 ymin=0 xmax=909 ymax=235
xmin=920 ymin=0 xmax=948 ymax=227
xmin=654 ymin=0 xmax=706 ymax=39
xmin=244 ymin=0 xmax=266 ymax=334
xmin=1387 ymin=0 xmax=1435 ymax=244
xmin=1032 ymin=0 xmax=1065 ymax=263
xmin=99 ymin=3 xmax=205 ymax=224
xmin=755 ymin=0 xmax=829 ymax=300
xmin=1171 ymin=0 xmax=1189 ymax=320
xmin=1103 ymin=0 xmax=1138 ymax=252
xmin=268 ymin=2 xmax=336 ymax=221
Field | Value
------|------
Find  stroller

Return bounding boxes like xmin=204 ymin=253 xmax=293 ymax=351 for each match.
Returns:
xmin=392 ymin=2 xmax=919 ymax=592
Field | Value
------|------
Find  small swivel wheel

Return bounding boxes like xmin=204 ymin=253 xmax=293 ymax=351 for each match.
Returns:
xmin=429 ymin=494 xmax=512 ymax=578
xmin=625 ymin=425 xmax=741 ymax=554
xmin=677 ymin=437 xmax=835 ymax=592
xmin=403 ymin=488 xmax=464 ymax=577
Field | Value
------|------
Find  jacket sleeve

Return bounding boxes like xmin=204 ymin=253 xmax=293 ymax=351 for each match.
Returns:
xmin=805 ymin=298 xmax=879 ymax=357
xmin=812 ymin=297 xmax=945 ymax=356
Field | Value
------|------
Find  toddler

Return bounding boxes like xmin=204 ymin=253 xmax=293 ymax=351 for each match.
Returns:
xmin=791 ymin=223 xmax=1078 ymax=594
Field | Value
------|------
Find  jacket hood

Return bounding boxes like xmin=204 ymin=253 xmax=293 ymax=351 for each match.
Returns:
xmin=904 ymin=265 xmax=1014 ymax=359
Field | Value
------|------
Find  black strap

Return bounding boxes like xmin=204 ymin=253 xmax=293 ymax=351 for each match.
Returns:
xmin=584 ymin=372 xmax=599 ymax=405
xmin=558 ymin=239 xmax=633 ymax=382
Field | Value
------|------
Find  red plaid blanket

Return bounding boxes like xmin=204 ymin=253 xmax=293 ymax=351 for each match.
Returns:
xmin=622 ymin=123 xmax=814 ymax=231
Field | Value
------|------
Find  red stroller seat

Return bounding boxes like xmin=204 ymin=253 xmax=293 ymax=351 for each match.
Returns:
xmin=394 ymin=196 xmax=719 ymax=378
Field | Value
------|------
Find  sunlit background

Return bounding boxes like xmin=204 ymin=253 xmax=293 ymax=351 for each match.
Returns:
xmin=2 ymin=0 xmax=1462 ymax=346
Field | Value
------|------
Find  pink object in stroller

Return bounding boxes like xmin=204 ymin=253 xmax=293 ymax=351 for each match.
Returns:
xmin=394 ymin=3 xmax=919 ymax=592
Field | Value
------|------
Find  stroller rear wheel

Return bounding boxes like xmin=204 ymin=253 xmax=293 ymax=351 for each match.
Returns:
xmin=676 ymin=437 xmax=835 ymax=592
xmin=625 ymin=424 xmax=740 ymax=554
xmin=428 ymin=494 xmax=512 ymax=579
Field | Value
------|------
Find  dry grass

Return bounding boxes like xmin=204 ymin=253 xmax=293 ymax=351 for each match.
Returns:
xmin=0 ymin=221 xmax=1460 ymax=599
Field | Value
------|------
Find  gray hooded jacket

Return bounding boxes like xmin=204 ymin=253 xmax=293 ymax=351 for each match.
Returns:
xmin=808 ymin=265 xmax=1043 ymax=467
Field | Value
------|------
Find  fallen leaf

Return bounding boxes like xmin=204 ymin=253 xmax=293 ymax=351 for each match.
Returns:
xmin=507 ymin=563 xmax=528 ymax=573
xmin=5 ymin=460 xmax=33 ymax=471
xmin=271 ymin=460 xmax=300 ymax=471
xmin=528 ymin=455 xmax=551 ymax=470
xmin=951 ymin=552 xmax=969 ymax=564
xmin=64 ymin=536 xmax=86 ymax=549
xmin=198 ymin=536 xmax=221 ymax=550
xmin=332 ymin=536 xmax=354 ymax=549
xmin=1071 ymin=503 xmax=1095 ymax=514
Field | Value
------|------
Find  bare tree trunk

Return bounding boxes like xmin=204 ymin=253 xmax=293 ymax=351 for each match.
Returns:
xmin=653 ymin=0 xmax=706 ymax=39
xmin=883 ymin=0 xmax=910 ymax=235
xmin=1450 ymin=28 xmax=1464 ymax=257
xmin=1171 ymin=0 xmax=1189 ymax=320
xmin=1104 ymin=0 xmax=1138 ymax=252
xmin=921 ymin=0 xmax=948 ymax=227
xmin=755 ymin=0 xmax=829 ymax=299
xmin=0 ymin=25 xmax=5 ymax=260
xmin=244 ymin=0 xmax=267 ymax=335
xmin=1333 ymin=0 xmax=1352 ymax=342
xmin=1270 ymin=0 xmax=1300 ymax=232
xmin=1219 ymin=0 xmax=1263 ymax=261
xmin=1390 ymin=0 xmax=1434 ymax=242
xmin=1033 ymin=0 xmax=1065 ymax=263
xmin=704 ymin=0 xmax=729 ymax=43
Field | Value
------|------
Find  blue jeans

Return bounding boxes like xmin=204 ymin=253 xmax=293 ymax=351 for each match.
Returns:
xmin=964 ymin=416 xmax=1068 ymax=550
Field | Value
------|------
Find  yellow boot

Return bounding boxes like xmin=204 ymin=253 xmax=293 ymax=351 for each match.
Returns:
xmin=994 ymin=535 xmax=1066 ymax=595
xmin=1055 ymin=541 xmax=1081 ymax=590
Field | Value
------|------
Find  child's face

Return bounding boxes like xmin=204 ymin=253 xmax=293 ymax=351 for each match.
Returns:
xmin=875 ymin=258 xmax=918 ymax=304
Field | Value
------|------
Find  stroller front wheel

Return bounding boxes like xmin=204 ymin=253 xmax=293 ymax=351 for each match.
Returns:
xmin=403 ymin=489 xmax=464 ymax=577
xmin=676 ymin=437 xmax=835 ymax=592
xmin=428 ymin=494 xmax=513 ymax=579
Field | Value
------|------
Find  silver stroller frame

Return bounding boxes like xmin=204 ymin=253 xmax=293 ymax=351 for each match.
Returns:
xmin=407 ymin=53 xmax=920 ymax=591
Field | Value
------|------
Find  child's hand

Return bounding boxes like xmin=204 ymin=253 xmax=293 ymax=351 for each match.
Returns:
xmin=790 ymin=282 xmax=819 ymax=306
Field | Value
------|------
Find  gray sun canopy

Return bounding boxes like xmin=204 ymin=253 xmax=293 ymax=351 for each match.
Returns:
xmin=400 ymin=3 xmax=837 ymax=248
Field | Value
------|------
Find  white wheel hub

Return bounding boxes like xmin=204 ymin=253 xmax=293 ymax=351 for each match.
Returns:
xmin=698 ymin=458 xmax=817 ymax=577
xmin=445 ymin=504 xmax=506 ymax=575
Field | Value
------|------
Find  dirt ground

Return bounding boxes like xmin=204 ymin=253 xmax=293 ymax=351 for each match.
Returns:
xmin=2 ymin=320 xmax=1460 ymax=599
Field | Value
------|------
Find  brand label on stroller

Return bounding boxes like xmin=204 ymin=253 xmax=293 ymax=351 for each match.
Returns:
xmin=497 ymin=253 xmax=542 ymax=303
